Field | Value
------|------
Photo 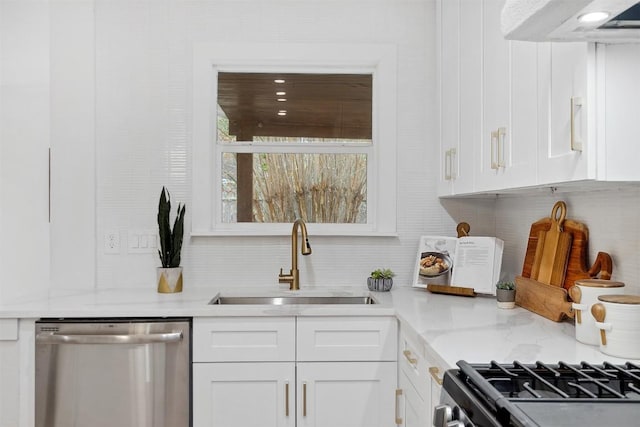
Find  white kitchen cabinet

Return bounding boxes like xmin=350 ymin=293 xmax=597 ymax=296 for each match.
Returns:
xmin=437 ymin=0 xmax=476 ymax=196
xmin=438 ymin=0 xmax=538 ymax=196
xmin=593 ymin=43 xmax=640 ymax=181
xmin=532 ymin=41 xmax=640 ymax=185
xmin=193 ymin=362 xmax=295 ymax=427
xmin=476 ymin=0 xmax=539 ymax=192
xmin=192 ymin=316 xmax=397 ymax=427
xmin=437 ymin=0 xmax=460 ymax=195
xmin=0 ymin=319 xmax=35 ymax=427
xmin=537 ymin=42 xmax=595 ymax=185
xmin=541 ymin=42 xmax=640 ymax=184
xmin=424 ymin=342 xmax=446 ymax=413
xmin=192 ymin=317 xmax=296 ymax=362
xmin=296 ymin=316 xmax=397 ymax=362
xmin=296 ymin=362 xmax=396 ymax=427
xmin=397 ymin=326 xmax=430 ymax=427
xmin=439 ymin=4 xmax=640 ymax=195
xmin=398 ymin=369 xmax=426 ymax=427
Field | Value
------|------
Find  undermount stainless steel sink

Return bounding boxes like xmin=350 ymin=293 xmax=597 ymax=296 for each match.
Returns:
xmin=209 ymin=295 xmax=377 ymax=305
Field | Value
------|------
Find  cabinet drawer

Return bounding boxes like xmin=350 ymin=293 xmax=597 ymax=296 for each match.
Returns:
xmin=0 ymin=319 xmax=18 ymax=341
xmin=297 ymin=316 xmax=397 ymax=361
xmin=399 ymin=326 xmax=429 ymax=400
xmin=193 ymin=317 xmax=295 ymax=362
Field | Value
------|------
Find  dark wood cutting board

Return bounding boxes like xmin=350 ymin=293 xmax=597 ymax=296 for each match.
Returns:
xmin=522 ymin=217 xmax=612 ymax=291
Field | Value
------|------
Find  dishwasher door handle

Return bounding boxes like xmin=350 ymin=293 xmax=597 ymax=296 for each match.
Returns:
xmin=35 ymin=331 xmax=183 ymax=345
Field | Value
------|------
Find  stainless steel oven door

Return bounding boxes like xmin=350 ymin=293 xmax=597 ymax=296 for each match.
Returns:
xmin=35 ymin=318 xmax=190 ymax=427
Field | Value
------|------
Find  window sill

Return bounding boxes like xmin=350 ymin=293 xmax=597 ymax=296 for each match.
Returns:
xmin=190 ymin=229 xmax=399 ymax=238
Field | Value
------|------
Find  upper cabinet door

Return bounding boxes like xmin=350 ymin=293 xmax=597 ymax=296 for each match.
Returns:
xmin=596 ymin=43 xmax=640 ymax=181
xmin=476 ymin=0 xmax=538 ymax=192
xmin=437 ymin=0 xmax=460 ymax=196
xmin=478 ymin=0 xmax=510 ymax=191
xmin=538 ymin=42 xmax=594 ymax=184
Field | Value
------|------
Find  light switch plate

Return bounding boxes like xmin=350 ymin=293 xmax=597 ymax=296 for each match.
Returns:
xmin=128 ymin=229 xmax=158 ymax=254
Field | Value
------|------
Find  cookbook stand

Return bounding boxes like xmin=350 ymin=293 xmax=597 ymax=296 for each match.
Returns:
xmin=515 ymin=201 xmax=613 ymax=322
xmin=426 ymin=222 xmax=477 ymax=298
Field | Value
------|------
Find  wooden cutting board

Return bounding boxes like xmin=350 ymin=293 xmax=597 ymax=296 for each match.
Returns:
xmin=522 ymin=215 xmax=612 ymax=291
xmin=530 ymin=201 xmax=573 ymax=287
xmin=515 ymin=276 xmax=574 ymax=322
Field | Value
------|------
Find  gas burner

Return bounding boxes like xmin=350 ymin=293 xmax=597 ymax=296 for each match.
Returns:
xmin=438 ymin=360 xmax=640 ymax=427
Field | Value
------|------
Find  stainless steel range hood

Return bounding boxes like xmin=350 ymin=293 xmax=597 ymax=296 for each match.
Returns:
xmin=502 ymin=0 xmax=640 ymax=42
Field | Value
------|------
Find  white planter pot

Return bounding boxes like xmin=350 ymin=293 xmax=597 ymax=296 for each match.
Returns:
xmin=496 ymin=289 xmax=515 ymax=309
xmin=592 ymin=294 xmax=640 ymax=359
xmin=157 ymin=267 xmax=183 ymax=293
xmin=571 ymin=279 xmax=625 ymax=345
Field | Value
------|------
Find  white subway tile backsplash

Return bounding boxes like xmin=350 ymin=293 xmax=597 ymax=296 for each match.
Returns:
xmin=90 ymin=0 xmax=439 ymax=289
xmin=8 ymin=0 xmax=640 ymax=298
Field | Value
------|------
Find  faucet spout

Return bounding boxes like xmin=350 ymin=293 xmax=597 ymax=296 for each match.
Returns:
xmin=279 ymin=219 xmax=312 ymax=290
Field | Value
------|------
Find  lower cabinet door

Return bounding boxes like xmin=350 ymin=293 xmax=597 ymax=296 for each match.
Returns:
xmin=193 ymin=362 xmax=295 ymax=427
xmin=398 ymin=369 xmax=428 ymax=427
xmin=296 ymin=361 xmax=396 ymax=427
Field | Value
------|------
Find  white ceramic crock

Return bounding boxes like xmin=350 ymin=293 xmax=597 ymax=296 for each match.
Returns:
xmin=592 ymin=294 xmax=640 ymax=359
xmin=571 ymin=279 xmax=625 ymax=345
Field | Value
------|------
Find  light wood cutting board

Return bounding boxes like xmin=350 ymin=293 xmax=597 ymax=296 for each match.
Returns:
xmin=515 ymin=276 xmax=574 ymax=322
xmin=530 ymin=201 xmax=573 ymax=287
xmin=522 ymin=214 xmax=612 ymax=291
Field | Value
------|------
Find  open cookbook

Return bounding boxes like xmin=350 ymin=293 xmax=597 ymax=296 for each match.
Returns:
xmin=412 ymin=235 xmax=504 ymax=295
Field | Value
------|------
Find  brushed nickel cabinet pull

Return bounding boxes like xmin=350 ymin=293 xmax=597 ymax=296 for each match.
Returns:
xmin=570 ymin=97 xmax=583 ymax=152
xmin=395 ymin=388 xmax=403 ymax=425
xmin=302 ymin=381 xmax=307 ymax=417
xmin=429 ymin=366 xmax=444 ymax=386
xmin=285 ymin=381 xmax=289 ymax=417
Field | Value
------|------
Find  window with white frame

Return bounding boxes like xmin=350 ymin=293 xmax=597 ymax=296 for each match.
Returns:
xmin=192 ymin=43 xmax=397 ymax=236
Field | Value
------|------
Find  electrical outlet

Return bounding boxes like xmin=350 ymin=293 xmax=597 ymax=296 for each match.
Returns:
xmin=104 ymin=230 xmax=120 ymax=254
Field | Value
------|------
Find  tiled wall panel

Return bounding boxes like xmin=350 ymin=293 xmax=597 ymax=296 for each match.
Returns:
xmin=495 ymin=187 xmax=640 ymax=294
xmin=93 ymin=0 xmax=446 ymax=289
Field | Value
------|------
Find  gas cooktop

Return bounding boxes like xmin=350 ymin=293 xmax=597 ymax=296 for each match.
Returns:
xmin=439 ymin=360 xmax=640 ymax=427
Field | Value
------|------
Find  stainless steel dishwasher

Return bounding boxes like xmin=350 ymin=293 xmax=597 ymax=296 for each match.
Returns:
xmin=35 ymin=318 xmax=191 ymax=427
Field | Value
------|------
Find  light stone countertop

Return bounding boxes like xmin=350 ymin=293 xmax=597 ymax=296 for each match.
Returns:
xmin=0 ymin=285 xmax=635 ymax=367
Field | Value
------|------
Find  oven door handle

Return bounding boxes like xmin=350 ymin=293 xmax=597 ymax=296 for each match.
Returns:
xmin=35 ymin=331 xmax=183 ymax=345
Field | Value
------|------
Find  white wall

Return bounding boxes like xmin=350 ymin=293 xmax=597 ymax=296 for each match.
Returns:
xmin=73 ymin=0 xmax=454 ymax=290
xmin=4 ymin=1 xmax=638 ymax=298
xmin=0 ymin=0 xmax=51 ymax=302
xmin=493 ymin=187 xmax=640 ymax=294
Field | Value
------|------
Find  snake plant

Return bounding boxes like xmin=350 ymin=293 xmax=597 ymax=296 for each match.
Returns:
xmin=157 ymin=187 xmax=186 ymax=268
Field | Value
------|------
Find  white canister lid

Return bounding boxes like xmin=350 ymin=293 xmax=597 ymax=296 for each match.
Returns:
xmin=597 ymin=294 xmax=640 ymax=304
xmin=575 ymin=279 xmax=625 ymax=288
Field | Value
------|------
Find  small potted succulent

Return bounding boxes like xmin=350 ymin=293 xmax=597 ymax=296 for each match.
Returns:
xmin=157 ymin=187 xmax=186 ymax=293
xmin=367 ymin=268 xmax=395 ymax=292
xmin=496 ymin=281 xmax=516 ymax=309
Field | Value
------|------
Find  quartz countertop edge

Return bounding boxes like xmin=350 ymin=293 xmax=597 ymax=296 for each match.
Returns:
xmin=0 ymin=286 xmax=635 ymax=367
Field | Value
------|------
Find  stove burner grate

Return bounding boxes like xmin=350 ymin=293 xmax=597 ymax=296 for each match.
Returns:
xmin=459 ymin=360 xmax=640 ymax=403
